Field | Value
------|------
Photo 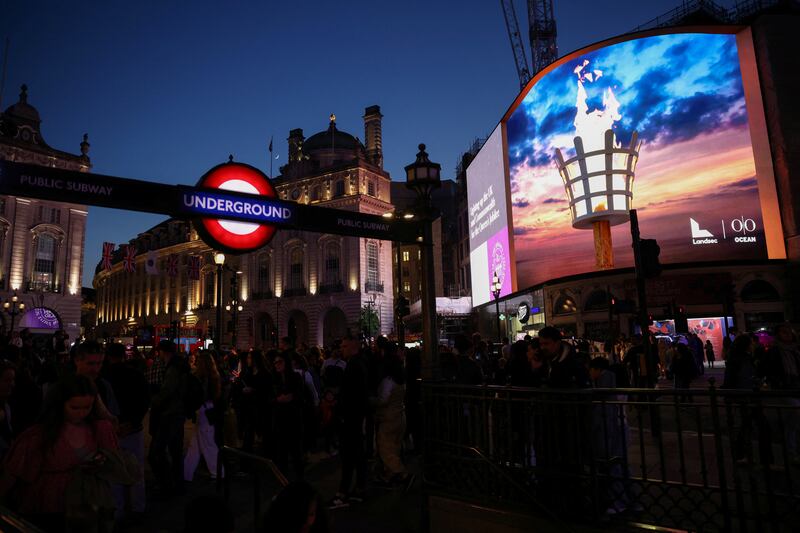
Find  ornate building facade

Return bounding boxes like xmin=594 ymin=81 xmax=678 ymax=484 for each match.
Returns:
xmin=0 ymin=85 xmax=91 ymax=342
xmin=92 ymin=106 xmax=395 ymax=349
xmin=241 ymin=107 xmax=394 ymax=347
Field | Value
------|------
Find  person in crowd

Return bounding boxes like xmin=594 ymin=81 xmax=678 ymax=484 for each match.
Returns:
xmin=688 ymin=333 xmax=705 ymax=375
xmin=293 ymin=352 xmax=320 ymax=454
xmin=329 ymin=333 xmax=369 ymax=509
xmin=8 ymin=358 xmax=41 ymax=436
xmin=588 ymin=357 xmax=630 ymax=515
xmin=265 ymin=481 xmax=329 ymax=533
xmin=74 ymin=341 xmax=120 ymax=419
xmin=0 ymin=361 xmax=15 ymax=462
xmin=622 ymin=335 xmax=659 ymax=389
xmin=105 ymin=343 xmax=150 ymax=522
xmin=722 ymin=335 xmax=732 ymax=363
xmin=184 ymin=494 xmax=235 ymax=533
xmin=404 ymin=347 xmax=423 ymax=453
xmin=144 ymin=347 xmax=166 ymax=395
xmin=538 ymin=327 xmax=590 ymax=389
xmin=272 ymin=352 xmax=305 ymax=480
xmin=236 ymin=350 xmax=273 ymax=453
xmin=493 ymin=356 xmax=509 ymax=385
xmin=704 ymin=340 xmax=716 ymax=369
xmin=670 ymin=341 xmax=697 ymax=400
xmin=373 ymin=345 xmax=413 ymax=488
xmin=508 ymin=340 xmax=534 ymax=387
xmin=452 ymin=335 xmax=483 ymax=385
xmin=321 ymin=347 xmax=347 ymax=393
xmin=319 ymin=389 xmax=339 ymax=456
xmin=185 ymin=351 xmax=223 ymax=481
xmin=0 ymin=374 xmax=135 ymax=532
xmin=762 ymin=323 xmax=800 ymax=461
xmin=501 ymin=337 xmax=511 ymax=361
xmin=148 ymin=340 xmax=190 ymax=497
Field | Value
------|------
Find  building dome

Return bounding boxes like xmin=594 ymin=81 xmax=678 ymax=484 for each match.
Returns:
xmin=303 ymin=115 xmax=363 ymax=153
xmin=3 ymin=84 xmax=41 ymax=124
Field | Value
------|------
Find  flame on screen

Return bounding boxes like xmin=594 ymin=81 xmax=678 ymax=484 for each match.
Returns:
xmin=573 ymin=59 xmax=621 ymax=156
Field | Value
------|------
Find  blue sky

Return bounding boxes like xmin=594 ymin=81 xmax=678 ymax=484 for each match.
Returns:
xmin=1 ymin=0 xmax=699 ymax=285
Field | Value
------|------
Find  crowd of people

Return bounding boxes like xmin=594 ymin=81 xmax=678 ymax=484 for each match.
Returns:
xmin=0 ymin=328 xmax=421 ymax=532
xmin=0 ymin=321 xmax=796 ymax=530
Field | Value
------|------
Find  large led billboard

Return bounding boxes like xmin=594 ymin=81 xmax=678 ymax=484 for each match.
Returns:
xmin=467 ymin=28 xmax=784 ymax=302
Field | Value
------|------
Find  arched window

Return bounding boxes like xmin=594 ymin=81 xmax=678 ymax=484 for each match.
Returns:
xmin=366 ymin=242 xmax=380 ymax=292
xmin=324 ymin=242 xmax=340 ymax=284
xmin=741 ymin=279 xmax=780 ymax=303
xmin=367 ymin=179 xmax=376 ymax=197
xmin=32 ymin=233 xmax=57 ymax=290
xmin=257 ymin=253 xmax=270 ymax=294
xmin=334 ymin=180 xmax=345 ymax=198
xmin=289 ymin=247 xmax=304 ymax=290
xmin=583 ymin=290 xmax=609 ymax=311
xmin=553 ymin=292 xmax=577 ymax=315
xmin=311 ymin=185 xmax=321 ymax=202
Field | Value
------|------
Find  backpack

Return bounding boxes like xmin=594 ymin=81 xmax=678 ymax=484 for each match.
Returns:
xmin=184 ymin=372 xmax=205 ymax=419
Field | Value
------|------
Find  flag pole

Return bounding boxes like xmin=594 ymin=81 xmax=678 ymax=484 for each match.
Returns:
xmin=269 ymin=136 xmax=274 ymax=178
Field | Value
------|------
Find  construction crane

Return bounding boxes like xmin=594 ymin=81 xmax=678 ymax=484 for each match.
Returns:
xmin=500 ymin=0 xmax=532 ymax=89
xmin=500 ymin=0 xmax=558 ymax=89
xmin=528 ymin=0 xmax=558 ymax=74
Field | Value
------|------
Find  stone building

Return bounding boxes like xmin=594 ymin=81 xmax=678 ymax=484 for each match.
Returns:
xmin=241 ymin=108 xmax=394 ymax=347
xmin=0 ymin=85 xmax=91 ymax=343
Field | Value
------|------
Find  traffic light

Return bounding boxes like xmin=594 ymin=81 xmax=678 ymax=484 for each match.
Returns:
xmin=396 ymin=295 xmax=410 ymax=318
xmin=207 ymin=325 xmax=214 ymax=341
xmin=674 ymin=306 xmax=689 ymax=333
xmin=640 ymin=239 xmax=662 ymax=278
xmin=169 ymin=320 xmax=178 ymax=341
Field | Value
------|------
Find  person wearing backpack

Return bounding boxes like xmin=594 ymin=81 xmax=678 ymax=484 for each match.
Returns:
xmin=148 ymin=340 xmax=190 ymax=498
xmin=184 ymin=351 xmax=223 ymax=482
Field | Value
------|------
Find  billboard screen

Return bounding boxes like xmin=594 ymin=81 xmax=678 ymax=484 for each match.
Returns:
xmin=467 ymin=29 xmax=784 ymax=300
xmin=467 ymin=126 xmax=515 ymax=306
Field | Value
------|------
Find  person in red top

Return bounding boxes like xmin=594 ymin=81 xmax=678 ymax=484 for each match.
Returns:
xmin=0 ymin=373 xmax=119 ymax=532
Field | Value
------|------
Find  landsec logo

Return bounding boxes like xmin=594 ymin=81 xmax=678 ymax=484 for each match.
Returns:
xmin=193 ymin=162 xmax=281 ymax=253
xmin=690 ymin=218 xmax=718 ymax=245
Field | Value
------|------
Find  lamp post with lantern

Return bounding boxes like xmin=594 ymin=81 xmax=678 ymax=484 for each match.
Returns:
xmin=492 ymin=270 xmax=502 ymax=345
xmin=213 ymin=252 xmax=226 ymax=350
xmin=3 ymin=291 xmax=25 ymax=334
xmin=404 ymin=143 xmax=441 ymax=377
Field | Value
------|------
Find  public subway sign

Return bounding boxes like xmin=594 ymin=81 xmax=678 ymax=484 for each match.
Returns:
xmin=0 ymin=159 xmax=423 ymax=249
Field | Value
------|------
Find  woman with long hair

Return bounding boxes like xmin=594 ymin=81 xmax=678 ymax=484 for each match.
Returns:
xmin=0 ymin=374 xmax=121 ymax=532
xmin=373 ymin=346 xmax=412 ymax=487
xmin=184 ymin=350 xmax=223 ymax=481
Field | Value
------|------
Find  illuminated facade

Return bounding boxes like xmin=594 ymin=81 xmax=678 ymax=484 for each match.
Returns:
xmin=0 ymin=85 xmax=90 ymax=342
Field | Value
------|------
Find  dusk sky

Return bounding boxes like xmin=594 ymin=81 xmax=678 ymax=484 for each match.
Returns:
xmin=3 ymin=0 xmax=696 ymax=285
xmin=506 ymin=31 xmax=767 ymax=288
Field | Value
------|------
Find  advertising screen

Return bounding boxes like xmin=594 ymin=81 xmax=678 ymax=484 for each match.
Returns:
xmin=467 ymin=126 xmax=515 ymax=306
xmin=465 ymin=29 xmax=785 ymax=304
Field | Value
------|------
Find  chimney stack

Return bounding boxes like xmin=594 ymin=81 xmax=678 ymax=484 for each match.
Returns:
xmin=363 ymin=105 xmax=383 ymax=169
xmin=287 ymin=129 xmax=305 ymax=163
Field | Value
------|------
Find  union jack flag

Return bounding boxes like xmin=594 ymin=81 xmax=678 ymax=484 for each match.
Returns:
xmin=123 ymin=245 xmax=136 ymax=273
xmin=166 ymin=254 xmax=179 ymax=278
xmin=101 ymin=242 xmax=115 ymax=271
xmin=188 ymin=255 xmax=201 ymax=280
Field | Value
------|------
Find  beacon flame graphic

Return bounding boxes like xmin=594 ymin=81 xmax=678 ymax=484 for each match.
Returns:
xmin=554 ymin=60 xmax=642 ymax=269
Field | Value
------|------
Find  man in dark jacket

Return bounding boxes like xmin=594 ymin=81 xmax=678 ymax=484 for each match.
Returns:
xmin=148 ymin=340 xmax=189 ymax=497
xmin=538 ymin=327 xmax=589 ymax=389
xmin=330 ymin=333 xmax=370 ymax=509
xmin=106 ymin=343 xmax=150 ymax=518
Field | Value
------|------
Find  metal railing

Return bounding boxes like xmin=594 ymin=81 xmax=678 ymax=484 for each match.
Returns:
xmin=423 ymin=381 xmax=800 ymax=532
xmin=365 ymin=281 xmax=384 ymax=293
xmin=216 ymin=446 xmax=289 ymax=531
xmin=0 ymin=506 xmax=45 ymax=532
xmin=24 ymin=280 xmax=61 ymax=293
xmin=318 ymin=282 xmax=344 ymax=294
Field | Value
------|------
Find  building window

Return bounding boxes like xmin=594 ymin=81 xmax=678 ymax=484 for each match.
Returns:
xmin=366 ymin=242 xmax=379 ymax=289
xmin=334 ymin=180 xmax=345 ymax=198
xmin=417 ymin=250 xmax=421 ymax=260
xmin=33 ymin=234 xmax=57 ymax=288
xmin=553 ymin=293 xmax=577 ymax=315
xmin=311 ymin=185 xmax=321 ymax=202
xmin=367 ymin=180 xmax=376 ymax=197
xmin=324 ymin=242 xmax=340 ymax=284
xmin=289 ymin=247 xmax=304 ymax=289
xmin=36 ymin=206 xmax=60 ymax=224
xmin=204 ymin=271 xmax=215 ymax=306
xmin=258 ymin=254 xmax=270 ymax=293
xmin=402 ymin=250 xmax=409 ymax=262
xmin=403 ymin=281 xmax=411 ymax=293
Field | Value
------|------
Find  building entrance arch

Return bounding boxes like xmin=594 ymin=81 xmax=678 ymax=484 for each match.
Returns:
xmin=256 ymin=312 xmax=274 ymax=348
xmin=322 ymin=307 xmax=348 ymax=348
xmin=287 ymin=310 xmax=309 ymax=346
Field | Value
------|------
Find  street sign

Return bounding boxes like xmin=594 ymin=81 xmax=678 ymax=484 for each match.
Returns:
xmin=0 ymin=159 xmax=424 ymax=247
xmin=188 ymin=161 xmax=283 ymax=253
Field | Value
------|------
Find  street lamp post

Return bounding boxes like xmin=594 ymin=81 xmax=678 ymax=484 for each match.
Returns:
xmin=365 ymin=291 xmax=377 ymax=344
xmin=213 ymin=252 xmax=225 ymax=350
xmin=3 ymin=291 xmax=25 ymax=334
xmin=492 ymin=270 xmax=502 ymax=345
xmin=225 ymin=270 xmax=243 ymax=349
xmin=405 ymin=143 xmax=441 ymax=377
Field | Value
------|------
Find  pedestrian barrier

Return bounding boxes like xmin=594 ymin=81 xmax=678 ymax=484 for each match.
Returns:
xmin=216 ymin=446 xmax=289 ymax=530
xmin=0 ymin=506 xmax=45 ymax=532
xmin=422 ymin=380 xmax=800 ymax=532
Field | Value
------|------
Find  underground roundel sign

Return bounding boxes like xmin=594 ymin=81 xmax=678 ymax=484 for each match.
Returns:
xmin=193 ymin=162 xmax=279 ymax=254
